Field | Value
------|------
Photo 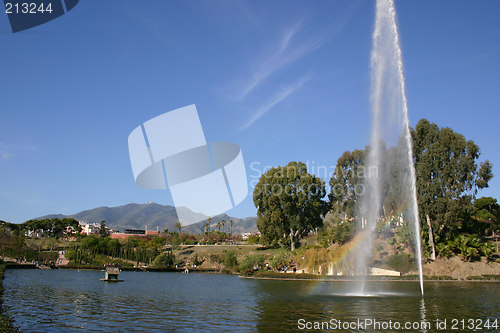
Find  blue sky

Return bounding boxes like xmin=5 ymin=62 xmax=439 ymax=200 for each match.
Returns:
xmin=1 ymin=0 xmax=499 ymax=223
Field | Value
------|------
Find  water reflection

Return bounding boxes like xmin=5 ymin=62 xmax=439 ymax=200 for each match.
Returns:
xmin=3 ymin=270 xmax=499 ymax=332
xmin=420 ymin=298 xmax=427 ymax=333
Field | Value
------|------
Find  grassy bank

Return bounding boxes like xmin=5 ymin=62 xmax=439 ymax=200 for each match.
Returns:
xmin=245 ymin=270 xmax=453 ymax=281
xmin=57 ymin=242 xmax=498 ymax=280
xmin=59 ymin=263 xmax=225 ymax=273
xmin=242 ymin=270 xmax=500 ymax=281
xmin=0 ymin=264 xmax=20 ymax=332
xmin=465 ymin=275 xmax=500 ymax=281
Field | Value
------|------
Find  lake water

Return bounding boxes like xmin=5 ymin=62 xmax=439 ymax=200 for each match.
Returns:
xmin=3 ymin=269 xmax=499 ymax=332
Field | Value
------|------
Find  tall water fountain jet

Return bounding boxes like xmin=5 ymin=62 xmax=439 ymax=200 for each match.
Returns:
xmin=357 ymin=0 xmax=424 ymax=295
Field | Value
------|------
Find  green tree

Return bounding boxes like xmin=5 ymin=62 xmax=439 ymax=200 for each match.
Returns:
xmin=412 ymin=119 xmax=493 ymax=255
xmin=147 ymin=236 xmax=166 ymax=250
xmin=99 ymin=220 xmax=109 ymax=237
xmin=320 ymin=214 xmax=355 ymax=247
xmin=223 ymin=250 xmax=238 ymax=269
xmin=229 ymin=219 xmax=234 ymax=235
xmin=239 ymin=254 xmax=265 ymax=274
xmin=254 ymin=161 xmax=327 ymax=251
xmin=81 ymin=235 xmax=99 ymax=249
xmin=328 ymin=150 xmax=365 ymax=218
xmin=268 ymin=252 xmax=290 ymax=270
xmin=51 ymin=219 xmax=65 ymax=238
xmin=328 ymin=142 xmax=411 ymax=221
xmin=153 ymin=251 xmax=176 ymax=267
xmin=247 ymin=234 xmax=260 ymax=244
xmin=172 ymin=234 xmax=181 ymax=249
xmin=175 ymin=221 xmax=182 ymax=234
xmin=107 ymin=239 xmax=121 ymax=257
xmin=207 ymin=217 xmax=212 ymax=232
xmin=380 ymin=140 xmax=414 ymax=218
xmin=472 ymin=197 xmax=500 ymax=236
xmin=62 ymin=217 xmax=81 ymax=234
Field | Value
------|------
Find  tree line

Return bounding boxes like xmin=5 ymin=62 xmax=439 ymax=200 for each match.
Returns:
xmin=1 ymin=218 xmax=81 ymax=238
xmin=65 ymin=235 xmax=167 ymax=267
xmin=254 ymin=119 xmax=498 ymax=259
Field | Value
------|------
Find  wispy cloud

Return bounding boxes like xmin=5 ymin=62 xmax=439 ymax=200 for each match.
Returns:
xmin=230 ymin=2 xmax=360 ymax=129
xmin=233 ymin=2 xmax=359 ymax=101
xmin=235 ymin=23 xmax=322 ymax=100
xmin=241 ymin=73 xmax=313 ymax=131
xmin=0 ymin=141 xmax=36 ymax=159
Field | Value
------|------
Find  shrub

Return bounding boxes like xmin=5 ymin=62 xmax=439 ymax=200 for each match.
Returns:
xmin=153 ymin=252 xmax=176 ymax=267
xmin=180 ymin=233 xmax=197 ymax=245
xmin=208 ymin=254 xmax=224 ymax=264
xmin=223 ymin=250 xmax=238 ymax=269
xmin=192 ymin=253 xmax=203 ymax=266
xmin=480 ymin=242 xmax=495 ymax=261
xmin=386 ymin=253 xmax=414 ymax=274
xmin=171 ymin=235 xmax=181 ymax=249
xmin=462 ymin=247 xmax=479 ymax=262
xmin=247 ymin=235 xmax=260 ymax=244
xmin=444 ymin=234 xmax=491 ymax=262
xmin=269 ymin=251 xmax=290 ymax=270
xmin=436 ymin=242 xmax=453 ymax=258
xmin=320 ymin=219 xmax=355 ymax=247
xmin=239 ymin=254 xmax=265 ymax=274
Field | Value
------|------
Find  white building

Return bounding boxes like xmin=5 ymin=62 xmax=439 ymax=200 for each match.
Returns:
xmin=79 ymin=221 xmax=100 ymax=235
xmin=242 ymin=232 xmax=261 ymax=240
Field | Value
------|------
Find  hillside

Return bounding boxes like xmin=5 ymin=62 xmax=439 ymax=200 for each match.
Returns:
xmin=37 ymin=202 xmax=258 ymax=234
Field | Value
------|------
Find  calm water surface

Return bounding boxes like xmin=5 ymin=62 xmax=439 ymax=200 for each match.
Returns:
xmin=3 ymin=269 xmax=499 ymax=332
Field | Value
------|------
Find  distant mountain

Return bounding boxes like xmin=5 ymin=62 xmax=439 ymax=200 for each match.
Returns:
xmin=37 ymin=202 xmax=258 ymax=234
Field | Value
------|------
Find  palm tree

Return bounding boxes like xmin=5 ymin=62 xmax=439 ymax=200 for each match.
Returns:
xmin=216 ymin=222 xmax=221 ymax=232
xmin=175 ymin=221 xmax=182 ymax=234
xmin=207 ymin=217 xmax=212 ymax=232
xmin=221 ymin=220 xmax=226 ymax=233
xmin=203 ymin=222 xmax=209 ymax=234
xmin=229 ymin=219 xmax=234 ymax=236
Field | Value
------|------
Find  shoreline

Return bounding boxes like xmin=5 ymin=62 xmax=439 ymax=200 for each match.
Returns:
xmin=3 ymin=263 xmax=499 ymax=282
xmin=239 ymin=275 xmax=500 ymax=282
